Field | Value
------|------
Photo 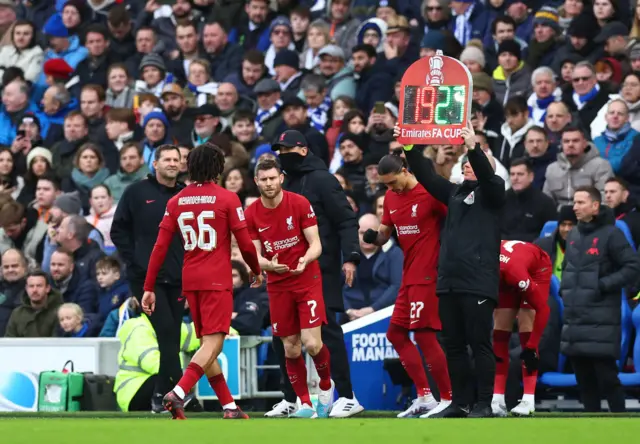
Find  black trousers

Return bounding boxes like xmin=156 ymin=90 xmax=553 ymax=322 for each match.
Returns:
xmin=131 ymin=280 xmax=185 ymax=395
xmin=128 ymin=375 xmax=158 ymax=411
xmin=571 ymin=356 xmax=626 ymax=412
xmin=439 ymin=293 xmax=496 ymax=406
xmin=273 ymin=306 xmax=353 ymax=401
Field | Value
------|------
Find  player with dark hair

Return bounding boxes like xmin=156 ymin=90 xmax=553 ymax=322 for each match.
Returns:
xmin=142 ymin=142 xmax=262 ymax=420
xmin=362 ymin=152 xmax=453 ymax=418
xmin=245 ymin=158 xmax=334 ymax=418
xmin=492 ymin=240 xmax=552 ymax=417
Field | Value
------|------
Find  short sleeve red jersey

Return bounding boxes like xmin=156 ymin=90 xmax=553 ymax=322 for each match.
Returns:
xmin=160 ymin=182 xmax=246 ymax=291
xmin=499 ymin=240 xmax=549 ymax=289
xmin=245 ymin=190 xmax=320 ymax=291
xmin=381 ymin=183 xmax=446 ymax=285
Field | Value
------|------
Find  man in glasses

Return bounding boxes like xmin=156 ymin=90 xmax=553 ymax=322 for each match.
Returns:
xmin=561 ymin=61 xmax=610 ymax=129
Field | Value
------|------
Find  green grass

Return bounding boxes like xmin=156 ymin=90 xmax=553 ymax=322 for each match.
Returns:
xmin=1 ymin=415 xmax=640 ymax=444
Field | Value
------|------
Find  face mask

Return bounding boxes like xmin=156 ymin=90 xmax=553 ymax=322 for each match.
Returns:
xmin=278 ymin=152 xmax=305 ymax=173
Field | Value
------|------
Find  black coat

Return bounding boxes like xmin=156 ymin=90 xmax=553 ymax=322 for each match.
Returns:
xmin=76 ymin=52 xmax=121 ymax=90
xmin=283 ymin=154 xmax=360 ymax=311
xmin=405 ymin=146 xmax=506 ymax=300
xmin=207 ymin=43 xmax=244 ymax=83
xmin=231 ymin=286 xmax=269 ymax=335
xmin=110 ymin=175 xmax=185 ymax=285
xmin=501 ymin=185 xmax=557 ymax=242
xmin=613 ymin=200 xmax=640 ymax=249
xmin=561 ymin=82 xmax=611 ymax=131
xmin=560 ymin=207 xmax=640 ymax=359
xmin=355 ymin=61 xmax=394 ymax=115
xmin=0 ymin=279 xmax=26 ymax=337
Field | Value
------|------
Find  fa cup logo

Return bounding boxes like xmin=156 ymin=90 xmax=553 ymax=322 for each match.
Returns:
xmin=426 ymin=50 xmax=444 ymax=86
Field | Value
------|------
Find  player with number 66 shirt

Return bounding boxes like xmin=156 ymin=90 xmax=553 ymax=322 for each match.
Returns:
xmin=245 ymin=158 xmax=334 ymax=419
xmin=142 ymin=143 xmax=262 ymax=420
xmin=362 ymin=153 xmax=452 ymax=419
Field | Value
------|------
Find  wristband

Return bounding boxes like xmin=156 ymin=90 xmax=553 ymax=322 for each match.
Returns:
xmin=403 ymin=144 xmax=414 ymax=152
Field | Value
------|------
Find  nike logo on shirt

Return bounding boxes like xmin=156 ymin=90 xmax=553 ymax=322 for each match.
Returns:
xmin=146 ymin=200 xmax=155 ymax=204
xmin=259 ymin=227 xmax=270 ymax=232
xmin=309 ymin=318 xmax=320 ymax=324
xmin=390 ymin=209 xmax=397 ymax=214
xmin=478 ymin=299 xmax=487 ymax=305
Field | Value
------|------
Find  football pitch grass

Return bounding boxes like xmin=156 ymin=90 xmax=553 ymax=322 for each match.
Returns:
xmin=1 ymin=413 xmax=640 ymax=444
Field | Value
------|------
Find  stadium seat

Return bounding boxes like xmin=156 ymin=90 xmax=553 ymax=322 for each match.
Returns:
xmin=540 ymin=221 xmax=558 ymax=239
xmin=257 ymin=327 xmax=272 ymax=378
xmin=619 ymin=305 xmax=640 ymax=386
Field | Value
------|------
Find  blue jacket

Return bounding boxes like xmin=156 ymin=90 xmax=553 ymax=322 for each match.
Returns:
xmin=448 ymin=1 xmax=491 ymax=45
xmin=228 ymin=22 xmax=271 ymax=52
xmin=343 ymin=241 xmax=403 ymax=311
xmin=54 ymin=268 xmax=100 ymax=316
xmin=42 ymin=229 xmax=105 ymax=273
xmin=97 ymin=279 xmax=131 ymax=323
xmin=34 ymin=35 xmax=88 ymax=100
xmin=39 ymin=98 xmax=79 ymax=127
xmin=0 ymin=102 xmax=50 ymax=146
xmin=99 ymin=301 xmax=138 ymax=337
xmin=594 ymin=126 xmax=640 ymax=174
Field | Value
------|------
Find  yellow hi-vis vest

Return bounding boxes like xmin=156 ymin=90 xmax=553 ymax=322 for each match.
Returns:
xmin=113 ymin=315 xmax=199 ymax=411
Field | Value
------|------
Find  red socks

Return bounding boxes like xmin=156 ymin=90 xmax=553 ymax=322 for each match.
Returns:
xmin=387 ymin=324 xmax=431 ymax=398
xmin=208 ymin=373 xmax=234 ymax=407
xmin=177 ymin=362 xmax=205 ymax=395
xmin=519 ymin=332 xmax=538 ymax=395
xmin=493 ymin=330 xmax=511 ymax=395
xmin=285 ymin=355 xmax=312 ymax=406
xmin=311 ymin=344 xmax=332 ymax=391
xmin=413 ymin=330 xmax=452 ymax=401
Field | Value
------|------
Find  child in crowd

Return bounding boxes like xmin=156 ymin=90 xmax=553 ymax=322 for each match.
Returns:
xmin=96 ymin=257 xmax=131 ymax=323
xmin=58 ymin=303 xmax=91 ymax=337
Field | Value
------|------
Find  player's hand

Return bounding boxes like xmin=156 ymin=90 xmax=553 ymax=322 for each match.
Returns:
xmin=141 ymin=291 xmax=156 ymax=315
xmin=343 ymin=262 xmax=356 ymax=287
xmin=461 ymin=120 xmax=476 ymax=150
xmin=363 ymin=229 xmax=378 ymax=245
xmin=393 ymin=124 xmax=401 ymax=139
xmin=270 ymin=254 xmax=290 ymax=274
xmin=250 ymin=273 xmax=264 ymax=288
xmin=291 ymin=257 xmax=307 ymax=275
xmin=520 ymin=348 xmax=539 ymax=373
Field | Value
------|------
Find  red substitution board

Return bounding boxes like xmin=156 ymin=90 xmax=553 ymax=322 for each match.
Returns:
xmin=397 ymin=50 xmax=473 ymax=145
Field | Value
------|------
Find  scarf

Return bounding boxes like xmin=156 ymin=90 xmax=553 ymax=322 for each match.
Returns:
xmin=71 ymin=167 xmax=111 ymax=191
xmin=265 ymin=43 xmax=296 ymax=76
xmin=572 ymin=83 xmax=600 ymax=110
xmin=528 ymin=94 xmax=556 ymax=123
xmin=603 ymin=122 xmax=632 ymax=142
xmin=307 ymin=95 xmax=332 ymax=134
xmin=255 ymin=100 xmax=283 ymax=135
xmin=454 ymin=4 xmax=474 ymax=46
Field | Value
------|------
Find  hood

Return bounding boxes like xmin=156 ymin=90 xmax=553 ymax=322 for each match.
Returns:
xmin=20 ymin=289 xmax=63 ymax=309
xmin=356 ymin=18 xmax=387 ymax=53
xmin=556 ymin=143 xmax=600 ymax=170
xmin=500 ymin=118 xmax=537 ymax=148
xmin=577 ymin=205 xmax=615 ymax=235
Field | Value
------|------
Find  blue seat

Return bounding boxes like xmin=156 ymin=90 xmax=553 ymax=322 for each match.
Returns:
xmin=619 ymin=305 xmax=640 ymax=386
xmin=538 ymin=220 xmax=637 ymax=387
xmin=257 ymin=327 xmax=272 ymax=378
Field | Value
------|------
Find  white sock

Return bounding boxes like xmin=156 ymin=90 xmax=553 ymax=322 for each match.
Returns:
xmin=173 ymin=386 xmax=185 ymax=399
xmin=222 ymin=402 xmax=237 ymax=410
xmin=492 ymin=394 xmax=505 ymax=405
xmin=522 ymin=394 xmax=535 ymax=405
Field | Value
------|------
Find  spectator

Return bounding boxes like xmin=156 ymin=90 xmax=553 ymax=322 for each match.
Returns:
xmin=449 ymin=0 xmax=490 ymax=47
xmin=0 ymin=79 xmax=49 ymax=147
xmin=316 ymin=44 xmax=356 ymax=101
xmin=190 ymin=103 xmax=226 ymax=147
xmin=274 ymin=49 xmax=304 ymax=99
xmin=214 ymin=83 xmax=247 ymax=130
xmin=527 ymin=7 xmax=562 ymax=69
xmin=351 ymin=43 xmax=394 ymax=115
xmin=99 ymin=297 xmax=140 ymax=338
xmin=64 ymin=143 xmax=111 ymax=212
xmin=57 ymin=302 xmax=96 ymax=337
xmin=593 ymin=100 xmax=640 ymax=174
xmin=85 ymin=185 xmax=117 ymax=250
xmin=105 ymin=63 xmax=135 ymax=109
xmin=231 ymin=109 xmax=264 ymax=158
xmin=501 ymin=158 xmax=558 ymax=242
xmin=170 ymin=21 xmax=206 ymax=84
xmin=182 ymin=59 xmax=218 ymax=107
xmin=254 ymin=78 xmax=284 ymax=141
xmin=230 ymin=260 xmax=268 ymax=336
xmin=495 ymin=96 xmax=537 ymax=169
xmin=202 ymin=21 xmax=244 ymax=83
xmin=471 ymin=72 xmax=504 ymax=135
xmin=161 ymin=83 xmax=194 ymax=146
xmin=544 ymin=126 xmax=613 ymax=208
xmin=527 ymin=67 xmax=562 ymax=127
xmin=534 ymin=205 xmax=576 ymax=282
xmin=301 ymin=19 xmax=330 ymax=70
xmin=135 ymin=0 xmax=202 ymax=55
xmin=124 ymin=27 xmax=161 ymax=79
xmin=459 ymin=45 xmax=486 ymax=74
xmin=79 ymin=85 xmax=106 ymax=142
xmin=55 ymin=214 xmax=106 ymax=281
xmin=343 ymin=213 xmax=402 ymax=322
xmin=0 ymin=147 xmax=23 ymax=201
xmin=299 ymin=74 xmax=330 ymax=134
xmin=228 ymin=0 xmax=272 ymax=52
xmin=142 ymin=109 xmax=173 ymax=172
xmin=0 ymin=19 xmax=43 ymax=83
xmin=561 ymin=185 xmax=640 ymax=413
xmin=265 ymin=16 xmax=296 ymax=76
xmin=134 ymin=53 xmax=168 ymax=98
xmin=483 ymin=15 xmax=528 ymax=73
xmin=0 ymin=248 xmax=27 ymax=336
xmin=544 ymin=101 xmax=573 ymax=147
xmin=100 ymin=108 xmax=138 ymax=173
xmin=523 ymin=126 xmax=557 ymax=190
xmin=0 ymin=200 xmax=47 ymax=265
xmin=76 ymin=24 xmax=119 ymax=90
xmin=281 ymin=96 xmax=330 ymax=165
xmin=49 ymin=247 xmax=99 ymax=316
xmin=591 ymin=72 xmax=640 ymax=138
xmin=492 ymin=39 xmax=532 ymax=106
xmin=41 ymin=84 xmax=78 ymax=135
xmin=603 ymin=177 xmax=640 ymax=247
xmin=32 ymin=175 xmax=62 ymax=223
xmin=5 ymin=270 xmax=62 ymax=338
xmin=104 ymin=143 xmax=150 ymax=203
xmin=50 ymin=111 xmax=90 ymax=180
xmin=319 ymin=0 xmax=360 ymax=56
xmin=336 ymin=132 xmax=366 ymax=190
xmin=562 ymin=61 xmax=611 ymax=129
xmin=107 ymin=4 xmax=136 ymax=62
xmin=95 ymin=256 xmax=130 ymax=325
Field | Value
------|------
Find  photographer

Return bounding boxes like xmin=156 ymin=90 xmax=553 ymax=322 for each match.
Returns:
xmin=395 ymin=122 xmax=506 ymax=418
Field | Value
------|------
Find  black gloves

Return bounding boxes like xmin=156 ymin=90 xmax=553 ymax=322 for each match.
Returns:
xmin=520 ymin=348 xmax=539 ymax=373
xmin=363 ymin=229 xmax=378 ymax=244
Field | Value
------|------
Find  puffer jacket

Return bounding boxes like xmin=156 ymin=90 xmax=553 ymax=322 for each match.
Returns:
xmin=590 ymin=94 xmax=640 ymax=139
xmin=0 ymin=45 xmax=44 ymax=83
xmin=4 ymin=289 xmax=63 ymax=338
xmin=593 ymin=123 xmax=640 ymax=174
xmin=492 ymin=62 xmax=533 ymax=106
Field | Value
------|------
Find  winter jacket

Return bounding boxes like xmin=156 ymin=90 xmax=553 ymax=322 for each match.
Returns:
xmin=0 ymin=45 xmax=44 ymax=83
xmin=343 ymin=240 xmax=403 ymax=311
xmin=325 ymin=66 xmax=357 ymax=101
xmin=561 ymin=83 xmax=611 ymax=131
xmin=354 ymin=59 xmax=395 ymax=115
xmin=494 ymin=118 xmax=537 ymax=169
xmin=50 ymin=136 xmax=89 ymax=181
xmin=319 ymin=10 xmax=361 ymax=57
xmin=231 ymin=286 xmax=269 ymax=335
xmin=590 ymin=95 xmax=640 ymax=139
xmin=593 ymin=125 xmax=640 ymax=174
xmin=527 ymin=145 xmax=559 ymax=190
xmin=492 ymin=62 xmax=533 ymax=106
xmin=0 ymin=103 xmax=50 ymax=146
xmin=103 ymin=164 xmax=151 ymax=203
xmin=76 ymin=52 xmax=121 ymax=90
xmin=97 ymin=279 xmax=131 ymax=323
xmin=543 ymin=144 xmax=614 ymax=208
xmin=501 ymin=185 xmax=558 ymax=242
xmin=0 ymin=210 xmax=48 ymax=265
xmin=527 ymin=88 xmax=563 ymax=126
xmin=4 ymin=289 xmax=63 ymax=338
xmin=560 ymin=207 xmax=640 ymax=359
xmin=207 ymin=42 xmax=244 ymax=83
xmin=53 ymin=269 xmax=100 ymax=317
xmin=35 ymin=35 xmax=88 ymax=98
xmin=0 ymin=279 xmax=26 ymax=337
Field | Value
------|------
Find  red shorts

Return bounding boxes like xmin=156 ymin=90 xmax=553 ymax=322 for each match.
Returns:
xmin=391 ymin=284 xmax=441 ymax=331
xmin=184 ymin=289 xmax=233 ymax=338
xmin=268 ymin=281 xmax=326 ymax=337
xmin=498 ymin=267 xmax=552 ymax=310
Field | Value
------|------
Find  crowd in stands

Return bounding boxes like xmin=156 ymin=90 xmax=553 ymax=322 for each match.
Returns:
xmin=0 ymin=0 xmax=640 ymax=386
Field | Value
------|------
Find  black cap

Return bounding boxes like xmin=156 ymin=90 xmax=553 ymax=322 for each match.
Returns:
xmin=558 ymin=205 xmax=577 ymax=224
xmin=282 ymin=96 xmax=307 ymax=110
xmin=194 ymin=103 xmax=220 ymax=117
xmin=274 ymin=49 xmax=300 ymax=69
xmin=21 ymin=111 xmax=41 ymax=129
xmin=594 ymin=21 xmax=628 ymax=43
xmin=272 ymin=130 xmax=307 ymax=151
xmin=498 ymin=39 xmax=521 ymax=59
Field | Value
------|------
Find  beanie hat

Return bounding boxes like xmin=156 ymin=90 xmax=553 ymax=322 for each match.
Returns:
xmin=274 ymin=49 xmax=300 ymax=69
xmin=139 ymin=53 xmax=166 ymax=73
xmin=533 ymin=6 xmax=561 ymax=34
xmin=26 ymin=147 xmax=53 ymax=167
xmin=568 ymin=13 xmax=595 ymax=39
xmin=498 ymin=39 xmax=521 ymax=59
xmin=54 ymin=191 xmax=83 ymax=216
xmin=472 ymin=72 xmax=493 ymax=94
xmin=270 ymin=16 xmax=292 ymax=35
xmin=377 ymin=0 xmax=399 ymax=12
xmin=339 ymin=132 xmax=365 ymax=150
xmin=143 ymin=109 xmax=169 ymax=129
xmin=43 ymin=58 xmax=74 ymax=79
xmin=43 ymin=13 xmax=69 ymax=38
xmin=358 ymin=21 xmax=385 ymax=45
xmin=460 ymin=46 xmax=486 ymax=68
xmin=631 ymin=42 xmax=640 ymax=60
xmin=558 ymin=205 xmax=577 ymax=224
xmin=21 ymin=112 xmax=41 ymax=130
